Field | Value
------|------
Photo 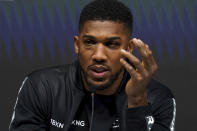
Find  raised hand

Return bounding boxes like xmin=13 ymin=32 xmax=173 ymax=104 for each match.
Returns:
xmin=120 ymin=38 xmax=158 ymax=108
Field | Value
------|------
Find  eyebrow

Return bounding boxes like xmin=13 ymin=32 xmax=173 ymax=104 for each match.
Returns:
xmin=83 ymin=35 xmax=121 ymax=41
xmin=83 ymin=35 xmax=95 ymax=39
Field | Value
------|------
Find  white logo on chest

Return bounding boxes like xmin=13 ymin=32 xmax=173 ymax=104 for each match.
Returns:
xmin=71 ymin=120 xmax=85 ymax=127
xmin=51 ymin=119 xmax=64 ymax=129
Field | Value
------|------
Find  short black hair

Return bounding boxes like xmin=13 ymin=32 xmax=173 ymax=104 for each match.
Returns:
xmin=79 ymin=0 xmax=133 ymax=35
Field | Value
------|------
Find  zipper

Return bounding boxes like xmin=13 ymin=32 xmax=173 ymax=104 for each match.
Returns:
xmin=89 ymin=93 xmax=95 ymax=131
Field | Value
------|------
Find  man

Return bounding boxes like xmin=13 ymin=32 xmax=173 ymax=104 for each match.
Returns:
xmin=9 ymin=0 xmax=176 ymax=131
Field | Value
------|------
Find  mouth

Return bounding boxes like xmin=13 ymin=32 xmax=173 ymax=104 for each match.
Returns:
xmin=89 ymin=65 xmax=110 ymax=79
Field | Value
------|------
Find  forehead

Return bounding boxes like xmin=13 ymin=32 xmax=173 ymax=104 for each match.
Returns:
xmin=80 ymin=20 xmax=129 ymax=38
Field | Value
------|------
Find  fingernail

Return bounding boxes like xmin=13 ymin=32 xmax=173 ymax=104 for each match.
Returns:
xmin=137 ymin=39 xmax=143 ymax=46
xmin=133 ymin=38 xmax=137 ymax=42
xmin=145 ymin=44 xmax=149 ymax=48
xmin=137 ymin=39 xmax=141 ymax=43
xmin=120 ymin=58 xmax=125 ymax=63
xmin=121 ymin=49 xmax=126 ymax=53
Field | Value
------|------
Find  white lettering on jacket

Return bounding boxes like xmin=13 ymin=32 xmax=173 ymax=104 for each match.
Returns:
xmin=145 ymin=116 xmax=154 ymax=131
xmin=51 ymin=119 xmax=64 ymax=129
xmin=71 ymin=120 xmax=85 ymax=127
xmin=112 ymin=118 xmax=120 ymax=128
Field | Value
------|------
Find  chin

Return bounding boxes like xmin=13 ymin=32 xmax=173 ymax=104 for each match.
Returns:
xmin=87 ymin=79 xmax=112 ymax=90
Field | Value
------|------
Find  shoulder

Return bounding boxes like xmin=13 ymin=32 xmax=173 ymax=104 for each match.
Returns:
xmin=21 ymin=61 xmax=80 ymax=96
xmin=28 ymin=65 xmax=66 ymax=82
xmin=17 ymin=61 xmax=79 ymax=102
xmin=27 ymin=61 xmax=78 ymax=84
xmin=147 ymin=79 xmax=176 ymax=130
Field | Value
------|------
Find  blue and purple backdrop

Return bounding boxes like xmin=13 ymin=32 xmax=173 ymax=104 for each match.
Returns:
xmin=0 ymin=0 xmax=196 ymax=130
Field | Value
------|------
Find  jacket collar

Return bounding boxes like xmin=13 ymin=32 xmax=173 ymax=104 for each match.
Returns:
xmin=65 ymin=60 xmax=129 ymax=130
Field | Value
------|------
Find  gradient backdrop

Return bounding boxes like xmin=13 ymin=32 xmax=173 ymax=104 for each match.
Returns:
xmin=0 ymin=0 xmax=196 ymax=130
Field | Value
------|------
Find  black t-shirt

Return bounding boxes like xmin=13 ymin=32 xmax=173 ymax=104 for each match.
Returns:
xmin=69 ymin=93 xmax=120 ymax=131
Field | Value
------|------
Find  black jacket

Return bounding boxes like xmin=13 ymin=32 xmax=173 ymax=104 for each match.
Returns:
xmin=9 ymin=61 xmax=176 ymax=131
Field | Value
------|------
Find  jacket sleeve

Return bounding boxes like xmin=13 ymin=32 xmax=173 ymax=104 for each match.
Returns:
xmin=126 ymin=98 xmax=176 ymax=131
xmin=9 ymin=77 xmax=50 ymax=131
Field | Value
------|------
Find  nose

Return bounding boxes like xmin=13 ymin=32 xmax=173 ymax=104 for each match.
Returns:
xmin=92 ymin=43 xmax=107 ymax=62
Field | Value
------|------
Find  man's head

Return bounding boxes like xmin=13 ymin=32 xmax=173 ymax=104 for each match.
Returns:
xmin=79 ymin=0 xmax=133 ymax=35
xmin=74 ymin=0 xmax=134 ymax=93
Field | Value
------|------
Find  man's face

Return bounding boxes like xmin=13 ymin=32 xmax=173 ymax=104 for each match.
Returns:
xmin=74 ymin=20 xmax=131 ymax=90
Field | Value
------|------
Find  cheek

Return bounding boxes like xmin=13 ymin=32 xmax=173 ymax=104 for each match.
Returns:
xmin=108 ymin=49 xmax=121 ymax=61
xmin=78 ymin=49 xmax=92 ymax=68
xmin=108 ymin=51 xmax=122 ymax=69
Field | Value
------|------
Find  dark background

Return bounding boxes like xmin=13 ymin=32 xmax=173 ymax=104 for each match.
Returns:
xmin=0 ymin=0 xmax=197 ymax=130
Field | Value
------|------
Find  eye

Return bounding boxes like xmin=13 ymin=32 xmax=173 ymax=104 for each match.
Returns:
xmin=105 ymin=41 xmax=120 ymax=48
xmin=83 ymin=39 xmax=96 ymax=45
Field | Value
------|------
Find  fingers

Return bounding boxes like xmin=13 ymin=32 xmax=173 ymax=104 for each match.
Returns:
xmin=120 ymin=38 xmax=158 ymax=76
xmin=131 ymin=38 xmax=158 ymax=74
xmin=120 ymin=58 xmax=139 ymax=78
xmin=120 ymin=49 xmax=148 ymax=77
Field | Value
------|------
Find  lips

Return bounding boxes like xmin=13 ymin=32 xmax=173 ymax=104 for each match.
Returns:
xmin=89 ymin=65 xmax=109 ymax=79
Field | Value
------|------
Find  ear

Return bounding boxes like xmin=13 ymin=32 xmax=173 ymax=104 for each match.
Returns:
xmin=74 ymin=36 xmax=79 ymax=54
xmin=127 ymin=38 xmax=134 ymax=53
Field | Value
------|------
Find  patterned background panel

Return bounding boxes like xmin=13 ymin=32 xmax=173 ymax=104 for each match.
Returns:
xmin=0 ymin=0 xmax=196 ymax=130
